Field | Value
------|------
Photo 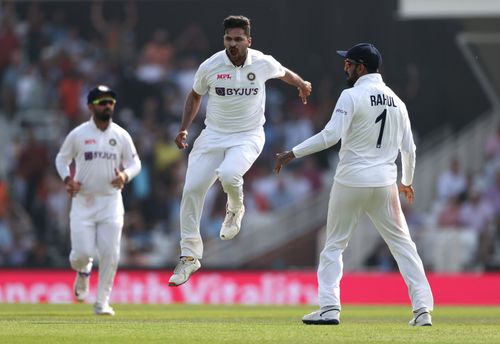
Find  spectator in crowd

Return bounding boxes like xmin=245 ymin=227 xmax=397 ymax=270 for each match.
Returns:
xmin=437 ymin=196 xmax=463 ymax=228
xmin=485 ymin=169 xmax=500 ymax=216
xmin=121 ymin=203 xmax=153 ymax=267
xmin=0 ymin=16 xmax=20 ymax=79
xmin=136 ymin=28 xmax=175 ymax=84
xmin=1 ymin=48 xmax=26 ymax=117
xmin=458 ymin=184 xmax=495 ymax=268
xmin=485 ymin=123 xmax=500 ymax=161
xmin=90 ymin=1 xmax=137 ymax=64
xmin=0 ymin=178 xmax=13 ymax=265
xmin=282 ymin=100 xmax=315 ymax=149
xmin=16 ymin=127 xmax=49 ymax=219
xmin=436 ymin=158 xmax=467 ymax=204
xmin=364 ymin=239 xmax=397 ymax=271
xmin=174 ymin=22 xmax=210 ymax=60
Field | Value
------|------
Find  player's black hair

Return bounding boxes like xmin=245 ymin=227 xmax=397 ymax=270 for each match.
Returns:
xmin=223 ymin=15 xmax=251 ymax=36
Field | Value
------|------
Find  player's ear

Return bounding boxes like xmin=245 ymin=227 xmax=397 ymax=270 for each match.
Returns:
xmin=248 ymin=36 xmax=252 ymax=47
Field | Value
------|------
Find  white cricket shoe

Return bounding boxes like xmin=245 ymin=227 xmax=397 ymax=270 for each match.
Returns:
xmin=302 ymin=307 xmax=340 ymax=325
xmin=94 ymin=303 xmax=115 ymax=316
xmin=73 ymin=271 xmax=90 ymax=302
xmin=409 ymin=309 xmax=432 ymax=326
xmin=168 ymin=256 xmax=201 ymax=286
xmin=220 ymin=205 xmax=245 ymax=240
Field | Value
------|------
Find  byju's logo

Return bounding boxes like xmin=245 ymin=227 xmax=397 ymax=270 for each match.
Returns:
xmin=84 ymin=152 xmax=93 ymax=160
xmin=84 ymin=151 xmax=117 ymax=161
xmin=215 ymin=87 xmax=258 ymax=96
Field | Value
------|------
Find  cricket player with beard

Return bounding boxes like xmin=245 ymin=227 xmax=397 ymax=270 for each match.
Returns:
xmin=275 ymin=43 xmax=434 ymax=326
xmin=55 ymin=85 xmax=141 ymax=315
xmin=168 ymin=15 xmax=312 ymax=287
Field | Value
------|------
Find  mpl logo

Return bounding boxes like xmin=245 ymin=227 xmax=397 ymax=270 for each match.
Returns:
xmin=217 ymin=74 xmax=232 ymax=80
xmin=84 ymin=139 xmax=96 ymax=145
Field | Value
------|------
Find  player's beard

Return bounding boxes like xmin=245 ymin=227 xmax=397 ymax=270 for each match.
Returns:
xmin=227 ymin=47 xmax=247 ymax=66
xmin=345 ymin=69 xmax=359 ymax=87
xmin=346 ymin=69 xmax=359 ymax=88
xmin=95 ymin=110 xmax=112 ymax=122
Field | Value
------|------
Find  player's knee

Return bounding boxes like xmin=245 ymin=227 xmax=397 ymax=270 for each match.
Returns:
xmin=69 ymin=250 xmax=92 ymax=269
xmin=183 ymin=180 xmax=209 ymax=196
xmin=218 ymin=169 xmax=241 ymax=187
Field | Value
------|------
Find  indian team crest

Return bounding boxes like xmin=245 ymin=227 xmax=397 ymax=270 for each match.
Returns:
xmin=109 ymin=138 xmax=117 ymax=146
xmin=247 ymin=72 xmax=256 ymax=81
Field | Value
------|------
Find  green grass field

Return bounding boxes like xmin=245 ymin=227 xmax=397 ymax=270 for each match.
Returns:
xmin=0 ymin=304 xmax=499 ymax=343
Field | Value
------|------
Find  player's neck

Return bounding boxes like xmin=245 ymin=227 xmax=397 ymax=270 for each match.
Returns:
xmin=93 ymin=117 xmax=111 ymax=131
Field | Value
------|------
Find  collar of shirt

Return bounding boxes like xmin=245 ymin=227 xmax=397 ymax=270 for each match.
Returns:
xmin=89 ymin=117 xmax=113 ymax=132
xmin=354 ymin=73 xmax=384 ymax=87
xmin=222 ymin=48 xmax=255 ymax=67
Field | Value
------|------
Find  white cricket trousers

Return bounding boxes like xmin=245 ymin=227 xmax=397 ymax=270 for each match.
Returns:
xmin=69 ymin=193 xmax=124 ymax=306
xmin=180 ymin=127 xmax=265 ymax=259
xmin=318 ymin=182 xmax=434 ymax=312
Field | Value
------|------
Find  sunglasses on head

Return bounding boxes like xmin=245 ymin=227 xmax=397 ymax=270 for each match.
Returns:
xmin=92 ymin=98 xmax=116 ymax=106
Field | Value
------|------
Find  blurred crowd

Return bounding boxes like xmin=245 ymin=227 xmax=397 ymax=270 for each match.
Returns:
xmin=0 ymin=2 xmax=331 ymax=268
xmin=428 ymin=125 xmax=500 ymax=271
xmin=0 ymin=2 xmax=498 ymax=272
xmin=366 ymin=125 xmax=500 ymax=272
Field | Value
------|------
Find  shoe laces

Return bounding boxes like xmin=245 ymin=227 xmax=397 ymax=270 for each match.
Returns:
xmin=223 ymin=210 xmax=236 ymax=225
xmin=174 ymin=257 xmax=194 ymax=273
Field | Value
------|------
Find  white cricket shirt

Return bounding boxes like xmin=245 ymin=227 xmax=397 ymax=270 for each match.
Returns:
xmin=293 ymin=73 xmax=416 ymax=187
xmin=193 ymin=48 xmax=286 ymax=133
xmin=55 ymin=118 xmax=141 ymax=196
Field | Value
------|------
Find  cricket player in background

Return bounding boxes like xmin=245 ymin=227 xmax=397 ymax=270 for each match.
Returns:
xmin=275 ymin=43 xmax=434 ymax=326
xmin=55 ymin=85 xmax=141 ymax=315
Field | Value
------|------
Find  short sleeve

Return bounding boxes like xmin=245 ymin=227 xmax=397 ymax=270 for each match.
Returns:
xmin=192 ymin=63 xmax=209 ymax=95
xmin=263 ymin=55 xmax=286 ymax=80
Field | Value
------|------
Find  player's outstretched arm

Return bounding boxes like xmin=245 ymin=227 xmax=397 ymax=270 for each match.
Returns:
xmin=274 ymin=150 xmax=296 ymax=174
xmin=279 ymin=69 xmax=312 ymax=104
